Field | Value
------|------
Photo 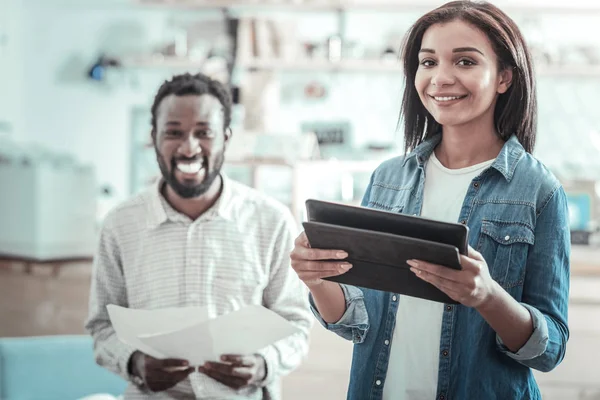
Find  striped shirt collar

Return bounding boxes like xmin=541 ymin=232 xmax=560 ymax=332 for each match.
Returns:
xmin=145 ymin=173 xmax=235 ymax=228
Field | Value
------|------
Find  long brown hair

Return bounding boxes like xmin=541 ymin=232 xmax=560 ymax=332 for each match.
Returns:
xmin=400 ymin=1 xmax=537 ymax=153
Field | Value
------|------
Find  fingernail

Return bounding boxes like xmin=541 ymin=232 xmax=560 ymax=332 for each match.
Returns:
xmin=410 ymin=267 xmax=420 ymax=275
xmin=406 ymin=260 xmax=418 ymax=268
xmin=340 ymin=263 xmax=352 ymax=270
xmin=336 ymin=251 xmax=348 ymax=259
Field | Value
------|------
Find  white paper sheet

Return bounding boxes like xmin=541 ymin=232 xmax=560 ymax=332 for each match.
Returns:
xmin=107 ymin=304 xmax=301 ymax=365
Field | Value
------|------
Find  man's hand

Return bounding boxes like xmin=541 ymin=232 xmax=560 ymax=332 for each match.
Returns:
xmin=129 ymin=351 xmax=194 ymax=392
xmin=198 ymin=354 xmax=267 ymax=390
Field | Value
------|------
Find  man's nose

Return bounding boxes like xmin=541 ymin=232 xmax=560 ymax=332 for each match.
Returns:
xmin=177 ymin=134 xmax=201 ymax=157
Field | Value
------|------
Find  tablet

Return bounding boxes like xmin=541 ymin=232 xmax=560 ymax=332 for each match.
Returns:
xmin=305 ymin=199 xmax=469 ymax=255
xmin=303 ymin=199 xmax=469 ymax=303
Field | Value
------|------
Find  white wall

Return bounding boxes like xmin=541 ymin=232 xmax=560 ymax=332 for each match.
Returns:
xmin=0 ymin=0 xmax=24 ymax=139
xmin=12 ymin=0 xmax=600 ymax=204
xmin=17 ymin=0 xmax=189 ymax=201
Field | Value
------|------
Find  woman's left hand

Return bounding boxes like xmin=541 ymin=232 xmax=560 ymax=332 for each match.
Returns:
xmin=408 ymin=246 xmax=499 ymax=308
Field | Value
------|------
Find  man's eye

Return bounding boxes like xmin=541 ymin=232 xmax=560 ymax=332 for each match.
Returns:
xmin=197 ymin=130 xmax=214 ymax=138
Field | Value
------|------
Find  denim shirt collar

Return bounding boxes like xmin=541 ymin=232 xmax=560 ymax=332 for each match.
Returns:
xmin=402 ymin=133 xmax=525 ymax=182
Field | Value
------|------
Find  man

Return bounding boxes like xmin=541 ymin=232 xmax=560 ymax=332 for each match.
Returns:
xmin=85 ymin=73 xmax=312 ymax=399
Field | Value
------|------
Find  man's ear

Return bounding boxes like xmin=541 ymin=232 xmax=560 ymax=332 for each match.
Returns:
xmin=497 ymin=67 xmax=514 ymax=94
xmin=151 ymin=129 xmax=157 ymax=146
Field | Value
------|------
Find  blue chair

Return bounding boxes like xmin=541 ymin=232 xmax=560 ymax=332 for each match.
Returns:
xmin=0 ymin=335 xmax=126 ymax=400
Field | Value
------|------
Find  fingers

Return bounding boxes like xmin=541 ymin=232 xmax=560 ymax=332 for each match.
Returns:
xmin=296 ymin=260 xmax=351 ymax=274
xmin=144 ymin=367 xmax=194 ymax=392
xmin=294 ymin=231 xmax=310 ymax=247
xmin=199 ymin=363 xmax=251 ymax=389
xmin=163 ymin=365 xmax=193 ymax=373
xmin=291 ymin=232 xmax=348 ymax=262
xmin=459 ymin=254 xmax=485 ymax=274
xmin=150 ymin=358 xmax=190 ymax=369
xmin=203 ymin=361 xmax=238 ymax=375
xmin=296 ymin=264 xmax=352 ymax=281
xmin=291 ymin=246 xmax=348 ymax=262
xmin=220 ymin=354 xmax=255 ymax=367
xmin=297 ymin=260 xmax=351 ymax=272
xmin=467 ymin=245 xmax=484 ymax=261
xmin=407 ymin=260 xmax=462 ymax=283
xmin=199 ymin=367 xmax=249 ymax=389
xmin=166 ymin=367 xmax=195 ymax=381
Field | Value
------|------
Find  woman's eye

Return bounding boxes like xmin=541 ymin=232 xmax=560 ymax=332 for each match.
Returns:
xmin=457 ymin=59 xmax=475 ymax=66
xmin=420 ymin=59 xmax=435 ymax=67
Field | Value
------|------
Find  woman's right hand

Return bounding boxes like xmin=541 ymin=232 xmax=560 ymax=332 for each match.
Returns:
xmin=290 ymin=231 xmax=353 ymax=288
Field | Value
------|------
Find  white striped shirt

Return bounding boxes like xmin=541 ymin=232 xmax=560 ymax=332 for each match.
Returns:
xmin=85 ymin=175 xmax=312 ymax=399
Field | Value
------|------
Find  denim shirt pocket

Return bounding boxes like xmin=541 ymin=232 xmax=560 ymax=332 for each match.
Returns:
xmin=476 ymin=220 xmax=535 ymax=289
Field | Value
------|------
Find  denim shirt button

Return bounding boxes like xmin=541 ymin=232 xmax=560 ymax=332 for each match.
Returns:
xmin=460 ymin=220 xmax=466 ymax=224
xmin=445 ymin=305 xmax=452 ymax=312
xmin=392 ymin=295 xmax=397 ymax=301
xmin=504 ymin=235 xmax=510 ymax=241
xmin=376 ymin=380 xmax=382 ymax=386
xmin=439 ymin=395 xmax=445 ymax=400
xmin=442 ymin=350 xmax=449 ymax=357
xmin=384 ymin=340 xmax=390 ymax=345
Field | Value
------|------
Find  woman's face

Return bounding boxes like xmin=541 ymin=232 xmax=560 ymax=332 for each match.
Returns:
xmin=414 ymin=20 xmax=512 ymax=130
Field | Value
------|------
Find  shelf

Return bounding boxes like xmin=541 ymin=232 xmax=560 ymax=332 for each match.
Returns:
xmin=120 ymin=55 xmax=600 ymax=78
xmin=239 ymin=58 xmax=402 ymax=72
xmin=133 ymin=0 xmax=451 ymax=12
xmin=121 ymin=55 xmax=207 ymax=69
xmin=237 ymin=61 xmax=600 ymax=77
xmin=226 ymin=158 xmax=382 ymax=172
xmin=133 ymin=0 xmax=600 ymax=14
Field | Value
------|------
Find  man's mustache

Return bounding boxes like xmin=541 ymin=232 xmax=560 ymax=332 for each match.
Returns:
xmin=171 ymin=156 xmax=206 ymax=164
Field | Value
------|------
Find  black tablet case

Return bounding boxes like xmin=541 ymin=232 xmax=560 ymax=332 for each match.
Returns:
xmin=305 ymin=199 xmax=469 ymax=254
xmin=304 ymin=200 xmax=470 ymax=304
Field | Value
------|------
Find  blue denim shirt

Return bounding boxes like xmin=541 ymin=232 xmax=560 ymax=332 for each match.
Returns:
xmin=310 ymin=135 xmax=570 ymax=400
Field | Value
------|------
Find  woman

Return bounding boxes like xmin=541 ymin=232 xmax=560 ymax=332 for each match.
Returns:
xmin=290 ymin=2 xmax=569 ymax=399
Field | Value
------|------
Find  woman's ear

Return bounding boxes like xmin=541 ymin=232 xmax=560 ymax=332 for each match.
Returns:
xmin=497 ymin=67 xmax=514 ymax=94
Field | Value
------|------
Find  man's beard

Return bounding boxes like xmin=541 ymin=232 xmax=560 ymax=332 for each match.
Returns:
xmin=156 ymin=149 xmax=225 ymax=199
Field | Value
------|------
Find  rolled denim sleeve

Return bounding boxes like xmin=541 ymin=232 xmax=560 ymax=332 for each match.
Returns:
xmin=496 ymin=303 xmax=549 ymax=360
xmin=496 ymin=186 xmax=570 ymax=372
xmin=309 ymin=284 xmax=370 ymax=343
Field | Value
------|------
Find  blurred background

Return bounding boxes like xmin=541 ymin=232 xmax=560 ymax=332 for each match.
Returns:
xmin=1 ymin=0 xmax=600 ymax=399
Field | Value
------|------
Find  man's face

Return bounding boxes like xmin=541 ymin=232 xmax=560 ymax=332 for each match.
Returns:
xmin=153 ymin=94 xmax=230 ymax=199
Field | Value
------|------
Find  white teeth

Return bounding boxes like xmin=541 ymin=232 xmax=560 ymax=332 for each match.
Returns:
xmin=434 ymin=96 xmax=464 ymax=102
xmin=176 ymin=162 xmax=203 ymax=174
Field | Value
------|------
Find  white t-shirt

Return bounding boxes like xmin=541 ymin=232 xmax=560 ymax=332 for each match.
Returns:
xmin=382 ymin=151 xmax=495 ymax=400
